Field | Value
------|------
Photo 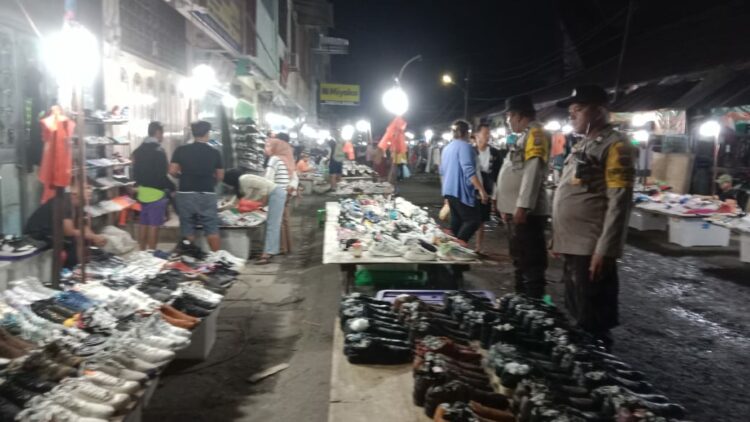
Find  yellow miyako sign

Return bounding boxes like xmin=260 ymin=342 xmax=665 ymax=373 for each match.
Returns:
xmin=320 ymin=83 xmax=360 ymax=105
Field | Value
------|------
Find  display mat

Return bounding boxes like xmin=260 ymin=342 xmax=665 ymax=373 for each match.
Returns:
xmin=322 ymin=202 xmax=483 ymax=265
xmin=328 ymin=320 xmax=432 ymax=422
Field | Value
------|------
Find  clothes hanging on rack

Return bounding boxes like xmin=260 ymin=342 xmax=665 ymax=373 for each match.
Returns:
xmin=38 ymin=106 xmax=75 ymax=203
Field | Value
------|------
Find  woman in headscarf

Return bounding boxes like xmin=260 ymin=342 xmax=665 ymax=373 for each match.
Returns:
xmin=264 ymin=136 xmax=298 ymax=258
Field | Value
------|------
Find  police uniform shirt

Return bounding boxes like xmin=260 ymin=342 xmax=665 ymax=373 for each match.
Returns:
xmin=495 ymin=122 xmax=551 ymax=215
xmin=552 ymin=126 xmax=635 ymax=258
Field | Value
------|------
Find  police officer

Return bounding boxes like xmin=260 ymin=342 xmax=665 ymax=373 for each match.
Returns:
xmin=495 ymin=95 xmax=550 ymax=299
xmin=552 ymin=85 xmax=635 ymax=350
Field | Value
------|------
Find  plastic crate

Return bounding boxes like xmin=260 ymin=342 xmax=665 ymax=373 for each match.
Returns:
xmin=355 ymin=269 xmax=426 ymax=287
xmin=375 ymin=289 xmax=495 ymax=305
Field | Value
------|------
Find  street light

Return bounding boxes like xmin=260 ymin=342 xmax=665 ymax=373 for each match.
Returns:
xmin=633 ymin=130 xmax=650 ymax=143
xmin=356 ymin=120 xmax=371 ymax=132
xmin=562 ymin=124 xmax=573 ymax=134
xmin=699 ymin=120 xmax=722 ymax=195
xmin=405 ymin=131 xmax=415 ymax=139
xmin=424 ymin=129 xmax=434 ymax=140
xmin=544 ymin=120 xmax=562 ymax=131
xmin=441 ymin=132 xmax=451 ymax=141
xmin=441 ymin=71 xmax=469 ymax=119
xmin=341 ymin=124 xmax=355 ymax=141
xmin=382 ymin=86 xmax=409 ymax=116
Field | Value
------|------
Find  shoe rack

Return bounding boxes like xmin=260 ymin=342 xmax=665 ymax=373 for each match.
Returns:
xmin=232 ymin=119 xmax=266 ymax=174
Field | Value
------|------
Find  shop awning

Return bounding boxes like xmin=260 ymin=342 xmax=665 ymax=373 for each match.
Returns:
xmin=611 ymin=81 xmax=699 ymax=112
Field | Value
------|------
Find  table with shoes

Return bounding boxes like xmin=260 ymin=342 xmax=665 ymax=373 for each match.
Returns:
xmin=324 ymin=197 xmax=483 ymax=292
xmin=0 ymin=240 xmax=245 ymax=421
xmin=332 ymin=291 xmax=688 ymax=422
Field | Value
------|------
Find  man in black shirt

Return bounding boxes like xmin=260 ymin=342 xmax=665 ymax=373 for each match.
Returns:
xmin=24 ymin=186 xmax=106 ymax=267
xmin=170 ymin=121 xmax=224 ymax=251
xmin=132 ymin=121 xmax=175 ymax=250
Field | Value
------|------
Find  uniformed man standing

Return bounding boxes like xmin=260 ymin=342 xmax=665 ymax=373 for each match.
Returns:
xmin=552 ymin=85 xmax=636 ymax=349
xmin=495 ymin=95 xmax=550 ymax=299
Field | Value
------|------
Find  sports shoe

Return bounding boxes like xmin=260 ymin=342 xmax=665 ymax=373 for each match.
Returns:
xmin=17 ymin=397 xmax=107 ymax=422
xmin=174 ymin=239 xmax=207 ymax=261
xmin=368 ymin=241 xmax=405 ymax=257
xmin=437 ymin=243 xmax=477 ymax=261
xmin=82 ymin=370 xmax=140 ymax=395
xmin=205 ymin=250 xmax=245 ymax=268
xmin=58 ymin=378 xmax=131 ymax=410
xmin=108 ymin=350 xmax=159 ymax=376
xmin=82 ymin=358 xmax=148 ymax=383
xmin=0 ymin=235 xmax=39 ymax=258
xmin=404 ymin=240 xmax=438 ymax=261
xmin=0 ymin=377 xmax=34 ymax=407
xmin=45 ymin=391 xmax=116 ymax=419
xmin=118 ymin=339 xmax=174 ymax=364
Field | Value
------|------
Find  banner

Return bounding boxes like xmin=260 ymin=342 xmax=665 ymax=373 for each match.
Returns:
xmin=320 ymin=83 xmax=360 ymax=105
xmin=192 ymin=0 xmax=243 ymax=53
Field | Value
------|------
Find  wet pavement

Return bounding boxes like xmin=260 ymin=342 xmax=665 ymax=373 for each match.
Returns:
xmin=143 ymin=175 xmax=749 ymax=421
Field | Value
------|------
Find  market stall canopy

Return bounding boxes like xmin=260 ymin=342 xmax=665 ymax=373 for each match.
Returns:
xmin=610 ymin=81 xmax=699 ymax=112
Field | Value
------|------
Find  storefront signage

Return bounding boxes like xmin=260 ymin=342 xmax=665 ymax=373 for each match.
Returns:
xmin=320 ymin=83 xmax=360 ymax=105
xmin=192 ymin=0 xmax=243 ymax=53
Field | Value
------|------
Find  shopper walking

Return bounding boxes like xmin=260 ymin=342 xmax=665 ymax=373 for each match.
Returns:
xmin=473 ymin=123 xmax=503 ymax=254
xmin=169 ymin=121 xmax=224 ymax=251
xmin=495 ymin=95 xmax=550 ymax=298
xmin=440 ymin=120 xmax=488 ymax=242
xmin=132 ymin=121 xmax=174 ymax=250
xmin=328 ymin=138 xmax=345 ymax=190
xmin=552 ymin=85 xmax=636 ymax=349
xmin=265 ymin=135 xmax=297 ymax=254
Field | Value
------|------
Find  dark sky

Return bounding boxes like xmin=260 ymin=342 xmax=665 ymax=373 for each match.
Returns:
xmin=329 ymin=0 xmax=750 ymax=137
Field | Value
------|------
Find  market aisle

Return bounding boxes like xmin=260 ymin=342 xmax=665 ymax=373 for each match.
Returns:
xmin=143 ymin=194 xmax=339 ymax=422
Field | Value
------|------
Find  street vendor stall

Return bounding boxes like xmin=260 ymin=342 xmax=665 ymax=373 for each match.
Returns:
xmin=323 ymin=200 xmax=483 ymax=292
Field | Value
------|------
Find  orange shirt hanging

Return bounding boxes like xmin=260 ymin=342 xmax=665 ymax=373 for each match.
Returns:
xmin=39 ymin=107 xmax=75 ymax=203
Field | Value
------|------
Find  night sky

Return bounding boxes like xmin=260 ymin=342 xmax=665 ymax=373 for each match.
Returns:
xmin=329 ymin=0 xmax=750 ymax=137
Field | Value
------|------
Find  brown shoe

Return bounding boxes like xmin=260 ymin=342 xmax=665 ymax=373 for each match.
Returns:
xmin=161 ymin=304 xmax=199 ymax=324
xmin=469 ymin=401 xmax=515 ymax=422
xmin=161 ymin=311 xmax=197 ymax=329
xmin=0 ymin=337 xmax=25 ymax=359
xmin=0 ymin=328 xmax=34 ymax=353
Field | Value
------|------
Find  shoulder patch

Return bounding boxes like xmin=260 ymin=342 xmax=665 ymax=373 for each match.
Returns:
xmin=605 ymin=141 xmax=635 ymax=188
xmin=524 ymin=128 xmax=550 ymax=162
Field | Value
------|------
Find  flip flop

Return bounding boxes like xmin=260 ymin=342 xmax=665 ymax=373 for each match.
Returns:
xmin=254 ymin=256 xmax=272 ymax=265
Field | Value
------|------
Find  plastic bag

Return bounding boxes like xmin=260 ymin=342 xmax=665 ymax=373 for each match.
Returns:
xmin=100 ymin=225 xmax=138 ymax=255
xmin=439 ymin=203 xmax=451 ymax=221
xmin=401 ymin=164 xmax=411 ymax=179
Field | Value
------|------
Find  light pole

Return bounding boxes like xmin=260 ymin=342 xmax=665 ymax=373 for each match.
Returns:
xmin=441 ymin=69 xmax=470 ymax=119
xmin=397 ymin=54 xmax=423 ymax=84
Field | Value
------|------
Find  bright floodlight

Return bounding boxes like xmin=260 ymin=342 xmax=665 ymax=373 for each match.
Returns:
xmin=631 ymin=112 xmax=657 ymax=127
xmin=221 ymin=94 xmax=238 ymax=109
xmin=544 ymin=120 xmax=562 ymax=131
xmin=382 ymin=86 xmax=409 ymax=115
xmin=405 ymin=131 xmax=415 ymax=139
xmin=633 ymin=130 xmax=650 ymax=143
xmin=441 ymin=74 xmax=454 ymax=85
xmin=562 ymin=124 xmax=573 ymax=134
xmin=424 ymin=129 xmax=434 ymax=140
xmin=43 ymin=22 xmax=99 ymax=86
xmin=341 ymin=125 xmax=355 ymax=141
xmin=317 ymin=129 xmax=331 ymax=140
xmin=441 ymin=132 xmax=451 ymax=141
xmin=699 ymin=120 xmax=721 ymax=138
xmin=495 ymin=127 xmax=507 ymax=137
xmin=300 ymin=124 xmax=317 ymax=138
xmin=356 ymin=120 xmax=371 ymax=132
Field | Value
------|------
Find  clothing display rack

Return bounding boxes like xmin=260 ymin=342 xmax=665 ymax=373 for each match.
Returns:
xmin=232 ymin=119 xmax=266 ymax=173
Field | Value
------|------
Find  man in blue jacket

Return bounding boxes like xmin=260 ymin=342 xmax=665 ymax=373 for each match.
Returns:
xmin=440 ymin=120 xmax=489 ymax=242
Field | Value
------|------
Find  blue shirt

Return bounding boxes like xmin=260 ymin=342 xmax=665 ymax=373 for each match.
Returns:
xmin=440 ymin=139 xmax=477 ymax=206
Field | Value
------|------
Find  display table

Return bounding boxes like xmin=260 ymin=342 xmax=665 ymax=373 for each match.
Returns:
xmin=323 ymin=202 xmax=482 ymax=292
xmin=175 ymin=306 xmax=220 ymax=360
xmin=629 ymin=208 xmax=667 ymax=231
xmin=633 ymin=204 xmax=731 ymax=247
xmin=707 ymin=219 xmax=750 ymax=263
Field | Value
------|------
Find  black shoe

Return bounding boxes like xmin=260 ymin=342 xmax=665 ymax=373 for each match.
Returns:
xmin=172 ymin=297 xmax=212 ymax=318
xmin=0 ymin=377 xmax=35 ymax=407
xmin=344 ymin=334 xmax=412 ymax=365
xmin=0 ymin=395 xmax=20 ymax=421
xmin=344 ymin=317 xmax=408 ymax=340
xmin=174 ymin=239 xmax=207 ymax=261
xmin=7 ymin=373 xmax=56 ymax=393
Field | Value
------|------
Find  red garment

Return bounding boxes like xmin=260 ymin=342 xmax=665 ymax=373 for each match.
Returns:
xmin=342 ymin=141 xmax=355 ymax=160
xmin=378 ymin=117 xmax=408 ymax=154
xmin=39 ymin=110 xmax=75 ymax=203
xmin=551 ymin=132 xmax=566 ymax=157
xmin=238 ymin=199 xmax=262 ymax=213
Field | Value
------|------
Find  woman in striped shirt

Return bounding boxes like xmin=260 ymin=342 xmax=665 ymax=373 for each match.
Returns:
xmin=264 ymin=137 xmax=298 ymax=254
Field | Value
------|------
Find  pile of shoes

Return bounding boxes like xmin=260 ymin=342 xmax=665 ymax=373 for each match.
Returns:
xmin=340 ymin=292 xmax=689 ymax=422
xmin=335 ymin=197 xmax=479 ymax=263
xmin=0 ymin=278 xmax=192 ymax=420
xmin=0 ymin=235 xmax=45 ymax=259
xmin=233 ymin=119 xmax=266 ymax=173
xmin=342 ymin=162 xmax=376 ymax=178
xmin=485 ymin=294 xmax=687 ymax=421
xmin=332 ymin=180 xmax=394 ymax=196
xmin=339 ymin=293 xmax=412 ymax=364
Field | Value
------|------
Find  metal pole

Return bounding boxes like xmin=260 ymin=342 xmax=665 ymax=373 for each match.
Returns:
xmin=74 ymin=86 xmax=87 ymax=283
xmin=397 ymin=54 xmax=422 ymax=83
xmin=712 ymin=135 xmax=719 ymax=196
xmin=613 ymin=0 xmax=635 ymax=101
xmin=463 ymin=68 xmax=470 ymax=120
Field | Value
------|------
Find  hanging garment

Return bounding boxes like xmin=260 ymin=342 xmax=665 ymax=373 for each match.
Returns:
xmin=378 ymin=117 xmax=408 ymax=155
xmin=38 ymin=108 xmax=75 ymax=203
xmin=342 ymin=141 xmax=355 ymax=160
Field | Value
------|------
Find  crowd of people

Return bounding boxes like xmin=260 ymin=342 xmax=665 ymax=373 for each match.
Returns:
xmin=439 ymin=84 xmax=636 ymax=349
xmin=23 ymin=119 xmax=300 ymax=268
